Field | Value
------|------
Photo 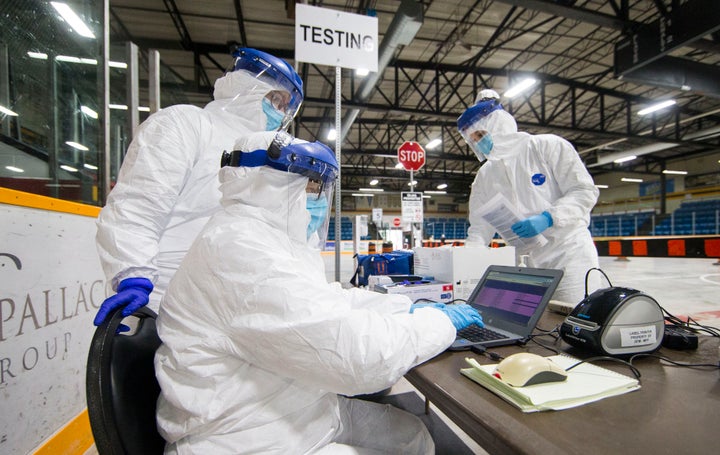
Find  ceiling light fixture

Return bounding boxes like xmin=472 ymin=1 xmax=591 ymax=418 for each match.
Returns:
xmin=369 ymin=179 xmax=379 ymax=185
xmin=5 ymin=165 xmax=24 ymax=173
xmin=327 ymin=128 xmax=337 ymax=141
xmin=613 ymin=155 xmax=637 ymax=164
xmin=621 ymin=177 xmax=643 ymax=183
xmin=595 ymin=184 xmax=609 ymax=189
xmin=424 ymin=190 xmax=447 ymax=194
xmin=358 ymin=188 xmax=384 ymax=192
xmin=638 ymin=99 xmax=676 ymax=116
xmin=352 ymin=193 xmax=374 ymax=197
xmin=425 ymin=138 xmax=441 ymax=150
xmin=84 ymin=163 xmax=98 ymax=170
xmin=436 ymin=183 xmax=448 ymax=190
xmin=356 ymin=68 xmax=369 ymax=77
xmin=394 ymin=163 xmax=404 ymax=169
xmin=662 ymin=170 xmax=688 ymax=175
xmin=81 ymin=105 xmax=98 ymax=119
xmin=27 ymin=51 xmax=48 ymax=60
xmin=50 ymin=2 xmax=96 ymax=38
xmin=65 ymin=141 xmax=89 ymax=151
xmin=0 ymin=105 xmax=18 ymax=116
xmin=504 ymin=78 xmax=537 ymax=98
xmin=60 ymin=164 xmax=78 ymax=172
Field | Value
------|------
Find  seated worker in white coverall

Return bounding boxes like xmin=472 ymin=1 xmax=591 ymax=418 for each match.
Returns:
xmin=457 ymin=89 xmax=600 ymax=304
xmin=154 ymin=131 xmax=484 ymax=454
xmin=93 ymin=48 xmax=304 ymax=326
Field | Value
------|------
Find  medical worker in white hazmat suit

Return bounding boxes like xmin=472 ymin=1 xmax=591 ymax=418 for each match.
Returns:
xmin=154 ymin=131 xmax=484 ymax=454
xmin=94 ymin=48 xmax=303 ymax=325
xmin=457 ymin=89 xmax=600 ymax=304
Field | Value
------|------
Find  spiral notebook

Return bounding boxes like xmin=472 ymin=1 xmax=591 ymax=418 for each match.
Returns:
xmin=460 ymin=354 xmax=641 ymax=413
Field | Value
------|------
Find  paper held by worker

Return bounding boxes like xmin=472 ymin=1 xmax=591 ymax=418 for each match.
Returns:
xmin=476 ymin=193 xmax=548 ymax=250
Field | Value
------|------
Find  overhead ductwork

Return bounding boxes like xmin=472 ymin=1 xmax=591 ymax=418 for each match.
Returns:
xmin=339 ymin=0 xmax=423 ymax=141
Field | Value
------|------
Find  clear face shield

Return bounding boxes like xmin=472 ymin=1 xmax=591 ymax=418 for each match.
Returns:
xmin=230 ymin=50 xmax=303 ymax=131
xmin=457 ymin=97 xmax=503 ymax=161
xmin=303 ymin=177 xmax=335 ymax=249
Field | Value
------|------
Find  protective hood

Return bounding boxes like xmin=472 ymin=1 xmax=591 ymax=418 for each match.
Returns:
xmin=474 ymin=109 xmax=529 ymax=161
xmin=209 ymin=70 xmax=276 ymax=131
xmin=218 ymin=165 xmax=309 ymax=245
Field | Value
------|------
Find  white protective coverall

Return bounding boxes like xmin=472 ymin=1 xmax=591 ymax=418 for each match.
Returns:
xmin=466 ymin=109 xmax=600 ymax=304
xmin=154 ymin=159 xmax=457 ymax=454
xmin=96 ymin=70 xmax=274 ymax=311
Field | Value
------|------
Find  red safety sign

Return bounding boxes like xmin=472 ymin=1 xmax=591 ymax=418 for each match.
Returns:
xmin=397 ymin=141 xmax=426 ymax=171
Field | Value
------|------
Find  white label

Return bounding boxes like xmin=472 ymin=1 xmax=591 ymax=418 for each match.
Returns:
xmin=295 ymin=4 xmax=378 ymax=71
xmin=620 ymin=325 xmax=657 ymax=346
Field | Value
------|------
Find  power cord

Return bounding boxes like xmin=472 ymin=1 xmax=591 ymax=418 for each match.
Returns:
xmin=565 ymin=356 xmax=643 ymax=383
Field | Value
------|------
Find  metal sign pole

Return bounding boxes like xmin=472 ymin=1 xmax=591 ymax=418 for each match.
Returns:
xmin=334 ymin=66 xmax=342 ymax=282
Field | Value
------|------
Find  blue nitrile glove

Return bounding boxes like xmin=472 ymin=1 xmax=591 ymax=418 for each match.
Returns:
xmin=511 ymin=211 xmax=553 ymax=238
xmin=439 ymin=304 xmax=484 ymax=330
xmin=93 ymin=277 xmax=154 ymax=326
xmin=409 ymin=302 xmax=446 ymax=313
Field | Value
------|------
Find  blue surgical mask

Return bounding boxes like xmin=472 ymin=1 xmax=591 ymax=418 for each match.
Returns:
xmin=262 ymin=97 xmax=285 ymax=131
xmin=473 ymin=133 xmax=493 ymax=157
xmin=306 ymin=194 xmax=329 ymax=239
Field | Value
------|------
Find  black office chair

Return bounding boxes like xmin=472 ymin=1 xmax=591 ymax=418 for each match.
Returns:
xmin=86 ymin=306 xmax=166 ymax=455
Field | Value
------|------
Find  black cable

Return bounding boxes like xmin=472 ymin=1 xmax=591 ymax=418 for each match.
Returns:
xmin=629 ymin=353 xmax=720 ymax=369
xmin=583 ymin=267 xmax=613 ymax=298
xmin=527 ymin=337 xmax=562 ymax=355
xmin=660 ymin=306 xmax=720 ymax=337
xmin=565 ymin=356 xmax=642 ymax=382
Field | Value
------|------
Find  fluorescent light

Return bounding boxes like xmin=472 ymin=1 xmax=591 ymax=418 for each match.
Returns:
xmin=356 ymin=68 xmax=369 ymax=76
xmin=613 ymin=155 xmax=637 ymax=164
xmin=60 ymin=164 xmax=78 ymax=172
xmin=424 ymin=190 xmax=447 ymax=194
xmin=407 ymin=180 xmax=418 ymax=186
xmin=0 ymin=105 xmax=18 ymax=116
xmin=425 ymin=138 xmax=441 ymax=150
xmin=84 ymin=163 xmax=98 ymax=170
xmin=81 ymin=105 xmax=98 ymax=119
xmin=504 ymin=78 xmax=537 ymax=98
xmin=422 ymin=195 xmax=431 ymax=199
xmin=50 ymin=2 xmax=96 ymax=39
xmin=138 ymin=106 xmax=150 ymax=112
xmin=621 ymin=177 xmax=643 ymax=183
xmin=109 ymin=104 xmax=128 ymax=110
xmin=5 ymin=165 xmax=24 ymax=173
xmin=436 ymin=183 xmax=448 ymax=190
xmin=109 ymin=61 xmax=127 ymax=69
xmin=352 ymin=193 xmax=374 ymax=197
xmin=65 ymin=141 xmax=89 ymax=151
xmin=394 ymin=163 xmax=404 ymax=169
xmin=595 ymin=184 xmax=609 ymax=189
xmin=638 ymin=99 xmax=676 ymax=116
xmin=369 ymin=179 xmax=379 ymax=185
xmin=358 ymin=188 xmax=384 ymax=192
xmin=327 ymin=129 xmax=337 ymax=141
xmin=662 ymin=170 xmax=688 ymax=175
xmin=55 ymin=55 xmax=125 ymax=68
xmin=27 ymin=51 xmax=48 ymax=60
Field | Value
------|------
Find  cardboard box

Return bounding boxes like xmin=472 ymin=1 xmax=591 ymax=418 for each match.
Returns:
xmin=412 ymin=246 xmax=516 ymax=300
xmin=374 ymin=280 xmax=454 ymax=303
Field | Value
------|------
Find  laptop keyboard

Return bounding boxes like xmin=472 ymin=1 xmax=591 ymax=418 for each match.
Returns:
xmin=457 ymin=325 xmax=507 ymax=342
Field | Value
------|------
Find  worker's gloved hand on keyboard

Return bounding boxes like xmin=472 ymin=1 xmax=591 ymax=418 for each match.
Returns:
xmin=439 ymin=304 xmax=484 ymax=330
xmin=93 ymin=277 xmax=154 ymax=326
xmin=409 ymin=302 xmax=446 ymax=313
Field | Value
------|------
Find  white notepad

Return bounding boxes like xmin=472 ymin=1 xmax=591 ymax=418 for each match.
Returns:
xmin=460 ymin=354 xmax=641 ymax=413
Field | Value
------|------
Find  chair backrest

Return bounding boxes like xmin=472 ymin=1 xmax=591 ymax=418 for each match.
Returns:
xmin=86 ymin=307 xmax=166 ymax=455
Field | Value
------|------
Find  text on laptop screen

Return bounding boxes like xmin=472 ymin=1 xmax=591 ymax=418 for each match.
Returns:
xmin=470 ymin=270 xmax=556 ymax=325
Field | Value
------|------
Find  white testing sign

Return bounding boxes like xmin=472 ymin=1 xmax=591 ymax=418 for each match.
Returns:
xmin=295 ymin=4 xmax=378 ymax=72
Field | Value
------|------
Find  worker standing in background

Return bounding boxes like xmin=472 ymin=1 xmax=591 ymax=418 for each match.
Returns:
xmin=154 ymin=131 xmax=484 ymax=453
xmin=93 ymin=48 xmax=304 ymax=325
xmin=457 ymin=89 xmax=600 ymax=304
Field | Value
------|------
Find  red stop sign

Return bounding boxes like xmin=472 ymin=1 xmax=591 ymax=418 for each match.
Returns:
xmin=397 ymin=141 xmax=426 ymax=171
xmin=393 ymin=217 xmax=401 ymax=227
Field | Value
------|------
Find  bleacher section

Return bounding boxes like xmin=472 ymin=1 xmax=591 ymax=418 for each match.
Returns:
xmin=327 ymin=216 xmax=469 ymax=241
xmin=591 ymin=199 xmax=720 ymax=237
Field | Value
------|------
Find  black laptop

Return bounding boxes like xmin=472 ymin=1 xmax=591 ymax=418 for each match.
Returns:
xmin=449 ymin=265 xmax=564 ymax=351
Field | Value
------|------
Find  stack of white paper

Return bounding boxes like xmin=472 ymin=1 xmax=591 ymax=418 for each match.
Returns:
xmin=460 ymin=354 xmax=640 ymax=413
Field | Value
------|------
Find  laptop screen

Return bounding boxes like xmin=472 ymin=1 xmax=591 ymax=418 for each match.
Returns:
xmin=468 ymin=268 xmax=560 ymax=326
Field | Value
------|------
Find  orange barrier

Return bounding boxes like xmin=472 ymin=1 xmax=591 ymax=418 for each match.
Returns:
xmin=594 ymin=235 xmax=720 ymax=259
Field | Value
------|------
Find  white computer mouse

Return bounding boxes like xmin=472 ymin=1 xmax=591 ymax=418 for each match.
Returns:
xmin=493 ymin=353 xmax=568 ymax=387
